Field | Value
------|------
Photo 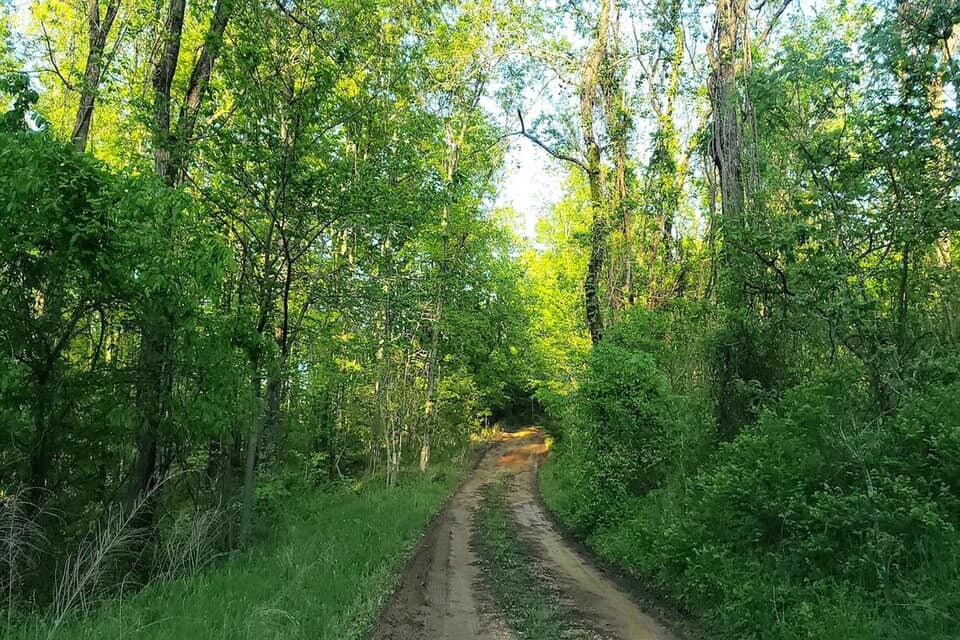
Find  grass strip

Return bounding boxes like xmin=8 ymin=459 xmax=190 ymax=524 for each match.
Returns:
xmin=474 ymin=477 xmax=592 ymax=640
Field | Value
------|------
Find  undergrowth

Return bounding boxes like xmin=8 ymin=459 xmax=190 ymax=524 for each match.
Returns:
xmin=10 ymin=462 xmax=465 ymax=640
xmin=539 ymin=308 xmax=960 ymax=640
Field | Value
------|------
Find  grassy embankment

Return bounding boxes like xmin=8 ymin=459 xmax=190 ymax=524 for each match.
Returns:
xmin=12 ymin=460 xmax=467 ymax=640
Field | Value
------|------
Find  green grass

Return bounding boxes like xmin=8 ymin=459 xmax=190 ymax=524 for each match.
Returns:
xmin=14 ymin=464 xmax=465 ymax=640
xmin=474 ymin=478 xmax=591 ymax=640
xmin=537 ymin=452 xmax=577 ymax=529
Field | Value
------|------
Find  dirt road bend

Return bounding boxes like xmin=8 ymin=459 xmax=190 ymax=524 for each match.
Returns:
xmin=368 ymin=428 xmax=677 ymax=640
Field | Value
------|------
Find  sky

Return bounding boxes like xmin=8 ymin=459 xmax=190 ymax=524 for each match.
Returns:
xmin=495 ymin=135 xmax=564 ymax=241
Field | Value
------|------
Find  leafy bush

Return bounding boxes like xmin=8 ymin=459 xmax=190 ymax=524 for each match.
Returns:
xmin=706 ymin=310 xmax=788 ymax=441
xmin=550 ymin=310 xmax=686 ymax=535
xmin=545 ymin=355 xmax=960 ymax=639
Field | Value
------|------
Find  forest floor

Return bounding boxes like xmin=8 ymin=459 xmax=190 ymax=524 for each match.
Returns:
xmin=368 ymin=428 xmax=677 ymax=640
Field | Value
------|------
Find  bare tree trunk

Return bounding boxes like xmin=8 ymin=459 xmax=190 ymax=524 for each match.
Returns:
xmin=420 ymin=141 xmax=459 ymax=472
xmin=381 ymin=366 xmax=402 ymax=488
xmin=126 ymin=312 xmax=171 ymax=517
xmin=266 ymin=242 xmax=293 ymax=457
xmin=125 ymin=0 xmax=187 ymax=517
xmin=151 ymin=0 xmax=186 ymax=184
xmin=377 ymin=243 xmax=401 ymax=487
xmin=220 ymin=428 xmax=242 ymax=546
xmin=152 ymin=0 xmax=233 ymax=186
xmin=168 ymin=0 xmax=233 ymax=184
xmin=27 ymin=371 xmax=54 ymax=510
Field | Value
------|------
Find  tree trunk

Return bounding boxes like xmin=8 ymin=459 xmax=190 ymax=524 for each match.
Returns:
xmin=152 ymin=0 xmax=233 ymax=185
xmin=266 ymin=251 xmax=293 ymax=458
xmin=239 ymin=355 xmax=263 ymax=545
xmin=219 ymin=428 xmax=242 ymax=546
xmin=126 ymin=312 xmax=172 ymax=520
xmin=168 ymin=0 xmax=234 ymax=183
xmin=127 ymin=0 xmax=234 ymax=534
xmin=419 ymin=436 xmax=430 ymax=473
xmin=580 ymin=0 xmax=611 ymax=344
xmin=645 ymin=0 xmax=686 ymax=305
xmin=583 ymin=159 xmax=606 ymax=345
xmin=708 ymin=0 xmax=750 ymax=305
xmin=71 ymin=0 xmax=120 ymax=151
xmin=420 ymin=295 xmax=441 ymax=473
xmin=599 ymin=2 xmax=632 ymax=310
xmin=125 ymin=0 xmax=187 ymax=524
xmin=151 ymin=0 xmax=187 ymax=184
xmin=27 ymin=373 xmax=54 ymax=510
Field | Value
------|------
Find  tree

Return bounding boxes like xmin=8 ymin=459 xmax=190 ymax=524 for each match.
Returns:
xmin=70 ymin=0 xmax=120 ymax=151
xmin=125 ymin=0 xmax=235 ymax=520
xmin=707 ymin=0 xmax=751 ymax=305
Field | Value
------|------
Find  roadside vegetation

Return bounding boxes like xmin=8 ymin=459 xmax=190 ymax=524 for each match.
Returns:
xmin=10 ymin=460 xmax=466 ymax=640
xmin=525 ymin=0 xmax=960 ymax=637
xmin=540 ymin=309 xmax=960 ymax=640
xmin=2 ymin=0 xmax=958 ymax=636
xmin=1 ymin=0 xmax=532 ymax=631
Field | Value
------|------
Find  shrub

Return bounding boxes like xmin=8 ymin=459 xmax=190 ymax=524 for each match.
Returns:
xmin=552 ymin=360 xmax=960 ymax=639
xmin=706 ymin=311 xmax=787 ymax=441
xmin=554 ymin=313 xmax=677 ymax=534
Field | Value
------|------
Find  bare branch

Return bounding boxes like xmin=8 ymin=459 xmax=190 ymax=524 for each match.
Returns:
xmin=517 ymin=110 xmax=589 ymax=172
xmin=40 ymin=22 xmax=77 ymax=92
xmin=756 ymin=0 xmax=794 ymax=48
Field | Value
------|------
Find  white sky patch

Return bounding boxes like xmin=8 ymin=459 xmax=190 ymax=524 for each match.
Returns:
xmin=495 ymin=135 xmax=564 ymax=241
xmin=486 ymin=57 xmax=572 ymax=244
xmin=11 ymin=0 xmax=31 ymax=42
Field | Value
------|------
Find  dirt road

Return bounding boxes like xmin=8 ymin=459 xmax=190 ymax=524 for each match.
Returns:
xmin=369 ymin=428 xmax=677 ymax=640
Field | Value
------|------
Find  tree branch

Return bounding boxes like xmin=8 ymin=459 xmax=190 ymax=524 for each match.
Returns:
xmin=40 ymin=22 xmax=76 ymax=92
xmin=517 ymin=110 xmax=589 ymax=172
xmin=756 ymin=0 xmax=794 ymax=48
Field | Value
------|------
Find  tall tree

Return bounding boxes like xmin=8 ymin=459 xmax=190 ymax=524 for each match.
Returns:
xmin=707 ymin=0 xmax=751 ymax=305
xmin=578 ymin=0 xmax=611 ymax=344
xmin=127 ymin=0 xmax=235 ymax=514
xmin=638 ymin=0 xmax=689 ymax=306
xmin=70 ymin=0 xmax=120 ymax=150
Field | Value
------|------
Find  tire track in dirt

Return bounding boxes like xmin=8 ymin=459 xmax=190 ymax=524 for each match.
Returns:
xmin=368 ymin=434 xmax=517 ymax=640
xmin=368 ymin=428 xmax=677 ymax=640
xmin=505 ymin=430 xmax=677 ymax=640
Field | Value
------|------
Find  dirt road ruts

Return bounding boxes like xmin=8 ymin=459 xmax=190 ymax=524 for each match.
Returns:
xmin=368 ymin=428 xmax=676 ymax=640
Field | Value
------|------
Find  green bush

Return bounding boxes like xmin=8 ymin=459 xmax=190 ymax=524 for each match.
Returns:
xmin=544 ymin=346 xmax=960 ymax=639
xmin=559 ymin=340 xmax=672 ymax=533
xmin=706 ymin=311 xmax=787 ymax=441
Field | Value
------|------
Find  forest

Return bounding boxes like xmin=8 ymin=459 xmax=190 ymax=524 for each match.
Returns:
xmin=1 ymin=0 xmax=958 ymax=638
